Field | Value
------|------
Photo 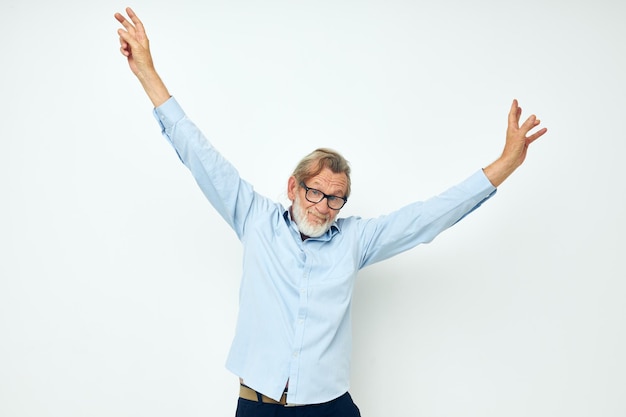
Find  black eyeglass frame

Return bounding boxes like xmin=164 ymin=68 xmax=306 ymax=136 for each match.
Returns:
xmin=299 ymin=181 xmax=348 ymax=210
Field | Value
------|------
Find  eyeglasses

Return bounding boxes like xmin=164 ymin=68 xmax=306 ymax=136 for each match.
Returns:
xmin=299 ymin=182 xmax=347 ymax=210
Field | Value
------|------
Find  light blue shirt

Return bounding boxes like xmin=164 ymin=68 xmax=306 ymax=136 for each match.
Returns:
xmin=153 ymin=97 xmax=497 ymax=405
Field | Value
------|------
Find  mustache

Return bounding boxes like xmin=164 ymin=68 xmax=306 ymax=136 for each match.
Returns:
xmin=307 ymin=209 xmax=329 ymax=222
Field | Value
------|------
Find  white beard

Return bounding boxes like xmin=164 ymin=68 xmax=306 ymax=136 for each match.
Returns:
xmin=291 ymin=194 xmax=333 ymax=238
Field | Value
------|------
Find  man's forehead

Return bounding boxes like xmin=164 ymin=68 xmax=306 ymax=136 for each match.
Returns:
xmin=306 ymin=168 xmax=349 ymax=195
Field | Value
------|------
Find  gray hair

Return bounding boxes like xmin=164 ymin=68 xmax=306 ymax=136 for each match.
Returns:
xmin=292 ymin=148 xmax=351 ymax=197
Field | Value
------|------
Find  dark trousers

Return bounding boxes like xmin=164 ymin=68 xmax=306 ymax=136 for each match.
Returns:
xmin=235 ymin=392 xmax=361 ymax=417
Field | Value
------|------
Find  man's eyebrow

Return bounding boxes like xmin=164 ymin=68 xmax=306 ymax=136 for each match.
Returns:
xmin=306 ymin=181 xmax=346 ymax=197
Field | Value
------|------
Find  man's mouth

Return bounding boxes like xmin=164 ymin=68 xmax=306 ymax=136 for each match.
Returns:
xmin=308 ymin=211 xmax=328 ymax=224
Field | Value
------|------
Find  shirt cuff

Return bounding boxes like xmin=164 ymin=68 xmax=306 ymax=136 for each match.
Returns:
xmin=152 ymin=96 xmax=185 ymax=130
xmin=473 ymin=169 xmax=498 ymax=194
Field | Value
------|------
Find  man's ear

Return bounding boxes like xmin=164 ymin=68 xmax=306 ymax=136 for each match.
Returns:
xmin=287 ymin=176 xmax=297 ymax=201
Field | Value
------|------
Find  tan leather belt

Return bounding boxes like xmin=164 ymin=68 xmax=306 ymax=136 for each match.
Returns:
xmin=239 ymin=384 xmax=288 ymax=405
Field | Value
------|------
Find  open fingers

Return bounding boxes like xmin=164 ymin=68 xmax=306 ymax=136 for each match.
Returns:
xmin=126 ymin=7 xmax=147 ymax=38
xmin=115 ymin=14 xmax=137 ymax=40
xmin=520 ymin=113 xmax=547 ymax=145
xmin=116 ymin=7 xmax=147 ymax=42
xmin=520 ymin=114 xmax=538 ymax=135
xmin=526 ymin=127 xmax=548 ymax=145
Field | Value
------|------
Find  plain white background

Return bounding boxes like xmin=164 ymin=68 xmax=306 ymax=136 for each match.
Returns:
xmin=1 ymin=1 xmax=625 ymax=416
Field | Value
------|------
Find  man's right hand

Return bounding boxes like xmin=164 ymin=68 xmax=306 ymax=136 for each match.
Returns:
xmin=115 ymin=7 xmax=171 ymax=107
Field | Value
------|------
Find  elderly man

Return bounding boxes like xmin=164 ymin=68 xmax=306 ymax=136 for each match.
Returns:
xmin=115 ymin=7 xmax=547 ymax=417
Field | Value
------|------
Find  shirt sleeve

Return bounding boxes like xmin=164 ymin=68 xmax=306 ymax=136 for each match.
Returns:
xmin=152 ymin=97 xmax=261 ymax=238
xmin=356 ymin=170 xmax=497 ymax=268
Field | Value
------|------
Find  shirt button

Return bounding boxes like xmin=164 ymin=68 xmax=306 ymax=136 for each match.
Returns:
xmin=293 ymin=352 xmax=299 ymax=358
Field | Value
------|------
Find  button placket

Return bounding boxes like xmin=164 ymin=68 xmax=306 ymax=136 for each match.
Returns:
xmin=287 ymin=248 xmax=311 ymax=402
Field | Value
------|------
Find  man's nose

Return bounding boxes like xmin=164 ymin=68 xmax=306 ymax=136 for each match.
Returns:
xmin=315 ymin=199 xmax=331 ymax=214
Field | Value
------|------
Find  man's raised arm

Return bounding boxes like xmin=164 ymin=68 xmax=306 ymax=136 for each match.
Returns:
xmin=115 ymin=7 xmax=171 ymax=107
